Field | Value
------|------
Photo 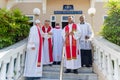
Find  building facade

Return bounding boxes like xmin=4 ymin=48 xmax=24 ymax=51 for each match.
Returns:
xmin=0 ymin=0 xmax=108 ymax=34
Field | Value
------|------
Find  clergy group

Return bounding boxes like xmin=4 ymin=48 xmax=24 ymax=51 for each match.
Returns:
xmin=23 ymin=15 xmax=94 ymax=80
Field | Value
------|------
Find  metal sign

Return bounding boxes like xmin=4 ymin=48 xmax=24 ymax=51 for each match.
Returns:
xmin=54 ymin=5 xmax=82 ymax=14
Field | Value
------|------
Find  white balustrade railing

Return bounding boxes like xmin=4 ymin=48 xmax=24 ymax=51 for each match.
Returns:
xmin=92 ymin=37 xmax=120 ymax=80
xmin=0 ymin=39 xmax=27 ymax=80
xmin=0 ymin=36 xmax=120 ymax=80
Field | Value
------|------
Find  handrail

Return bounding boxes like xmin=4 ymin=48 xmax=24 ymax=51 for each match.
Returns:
xmin=0 ymin=39 xmax=27 ymax=80
xmin=92 ymin=37 xmax=120 ymax=80
xmin=59 ymin=47 xmax=65 ymax=80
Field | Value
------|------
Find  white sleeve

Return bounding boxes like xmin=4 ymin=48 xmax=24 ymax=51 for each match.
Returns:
xmin=27 ymin=27 xmax=35 ymax=49
xmin=87 ymin=23 xmax=94 ymax=40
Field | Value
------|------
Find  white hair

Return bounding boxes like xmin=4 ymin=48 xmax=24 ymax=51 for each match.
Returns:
xmin=35 ymin=19 xmax=40 ymax=24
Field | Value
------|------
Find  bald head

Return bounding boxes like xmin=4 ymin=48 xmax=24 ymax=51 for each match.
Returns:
xmin=79 ymin=15 xmax=85 ymax=23
xmin=68 ymin=16 xmax=74 ymax=24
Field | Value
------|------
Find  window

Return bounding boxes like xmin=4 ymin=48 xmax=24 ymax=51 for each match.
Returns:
xmin=103 ymin=15 xmax=108 ymax=21
xmin=26 ymin=15 xmax=34 ymax=26
xmin=51 ymin=15 xmax=56 ymax=28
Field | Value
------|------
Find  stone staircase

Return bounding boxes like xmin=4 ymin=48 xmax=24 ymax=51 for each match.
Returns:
xmin=40 ymin=65 xmax=98 ymax=80
xmin=21 ymin=65 xmax=98 ymax=80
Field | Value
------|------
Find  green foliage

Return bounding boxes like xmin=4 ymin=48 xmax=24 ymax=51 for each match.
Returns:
xmin=0 ymin=8 xmax=30 ymax=49
xmin=101 ymin=1 xmax=120 ymax=46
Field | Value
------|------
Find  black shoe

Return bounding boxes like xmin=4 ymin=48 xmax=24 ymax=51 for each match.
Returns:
xmin=49 ymin=64 xmax=52 ymax=66
xmin=33 ymin=77 xmax=40 ymax=80
xmin=86 ymin=65 xmax=92 ymax=67
xmin=73 ymin=69 xmax=78 ymax=74
xmin=53 ymin=62 xmax=56 ymax=65
xmin=57 ymin=62 xmax=61 ymax=65
xmin=64 ymin=69 xmax=71 ymax=73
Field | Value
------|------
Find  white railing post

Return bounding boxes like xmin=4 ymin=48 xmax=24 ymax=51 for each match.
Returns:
xmin=114 ymin=59 xmax=119 ymax=80
xmin=98 ymin=49 xmax=102 ymax=70
xmin=92 ymin=37 xmax=120 ymax=80
xmin=20 ymin=50 xmax=26 ymax=75
xmin=0 ymin=39 xmax=27 ymax=80
xmin=6 ymin=57 xmax=14 ymax=80
xmin=15 ymin=53 xmax=21 ymax=79
xmin=0 ymin=62 xmax=7 ymax=80
xmin=102 ymin=51 xmax=107 ymax=76
xmin=95 ymin=47 xmax=99 ymax=65
xmin=107 ymin=54 xmax=113 ymax=80
xmin=93 ymin=46 xmax=97 ymax=64
xmin=59 ymin=47 xmax=65 ymax=80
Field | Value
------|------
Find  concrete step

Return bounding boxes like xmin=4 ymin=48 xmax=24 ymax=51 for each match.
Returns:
xmin=40 ymin=78 xmax=83 ymax=80
xmin=43 ymin=65 xmax=93 ymax=73
xmin=20 ymin=65 xmax=97 ymax=80
xmin=42 ymin=71 xmax=97 ymax=80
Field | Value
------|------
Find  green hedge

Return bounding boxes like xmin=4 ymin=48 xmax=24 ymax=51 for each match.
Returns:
xmin=0 ymin=9 xmax=31 ymax=49
xmin=101 ymin=1 xmax=120 ymax=46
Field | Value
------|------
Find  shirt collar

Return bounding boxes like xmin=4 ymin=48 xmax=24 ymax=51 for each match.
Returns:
xmin=80 ymin=22 xmax=85 ymax=24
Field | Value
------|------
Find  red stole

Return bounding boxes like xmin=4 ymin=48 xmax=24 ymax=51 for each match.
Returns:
xmin=36 ymin=25 xmax=42 ymax=67
xmin=42 ymin=26 xmax=53 ymax=62
xmin=65 ymin=24 xmax=77 ymax=60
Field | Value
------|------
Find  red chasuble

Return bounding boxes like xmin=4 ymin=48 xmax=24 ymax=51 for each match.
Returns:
xmin=42 ymin=26 xmax=53 ymax=62
xmin=65 ymin=24 xmax=77 ymax=60
xmin=36 ymin=25 xmax=43 ymax=67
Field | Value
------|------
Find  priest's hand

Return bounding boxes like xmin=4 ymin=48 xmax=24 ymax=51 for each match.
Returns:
xmin=65 ymin=32 xmax=69 ymax=37
xmin=70 ymin=31 xmax=74 ymax=35
xmin=31 ymin=47 xmax=35 ymax=50
xmin=48 ymin=32 xmax=53 ymax=35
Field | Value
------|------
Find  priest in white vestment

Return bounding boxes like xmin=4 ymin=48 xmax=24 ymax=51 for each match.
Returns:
xmin=24 ymin=19 xmax=43 ymax=80
xmin=52 ymin=23 xmax=63 ymax=65
xmin=42 ymin=20 xmax=53 ymax=66
xmin=77 ymin=15 xmax=94 ymax=67
xmin=62 ymin=16 xmax=81 ymax=74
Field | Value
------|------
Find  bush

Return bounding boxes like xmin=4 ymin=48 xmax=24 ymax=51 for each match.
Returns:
xmin=101 ymin=1 xmax=120 ymax=46
xmin=0 ymin=9 xmax=31 ymax=49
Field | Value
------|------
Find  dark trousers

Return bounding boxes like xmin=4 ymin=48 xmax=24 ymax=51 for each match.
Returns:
xmin=81 ymin=49 xmax=92 ymax=66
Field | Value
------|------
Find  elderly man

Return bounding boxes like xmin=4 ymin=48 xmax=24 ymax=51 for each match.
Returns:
xmin=42 ymin=20 xmax=53 ymax=66
xmin=62 ymin=16 xmax=81 ymax=74
xmin=24 ymin=19 xmax=43 ymax=80
xmin=77 ymin=15 xmax=94 ymax=67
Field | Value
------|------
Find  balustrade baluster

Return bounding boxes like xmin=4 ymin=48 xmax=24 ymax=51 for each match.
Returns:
xmin=98 ymin=49 xmax=102 ymax=70
xmin=102 ymin=52 xmax=107 ymax=76
xmin=107 ymin=54 xmax=113 ymax=80
xmin=15 ymin=53 xmax=21 ymax=79
xmin=6 ymin=57 xmax=14 ymax=80
xmin=0 ymin=62 xmax=7 ymax=80
xmin=20 ymin=50 xmax=25 ymax=74
xmin=114 ymin=59 xmax=119 ymax=80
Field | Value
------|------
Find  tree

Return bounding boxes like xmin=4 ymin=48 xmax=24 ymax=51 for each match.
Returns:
xmin=101 ymin=1 xmax=120 ymax=46
xmin=0 ymin=9 xmax=31 ymax=49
